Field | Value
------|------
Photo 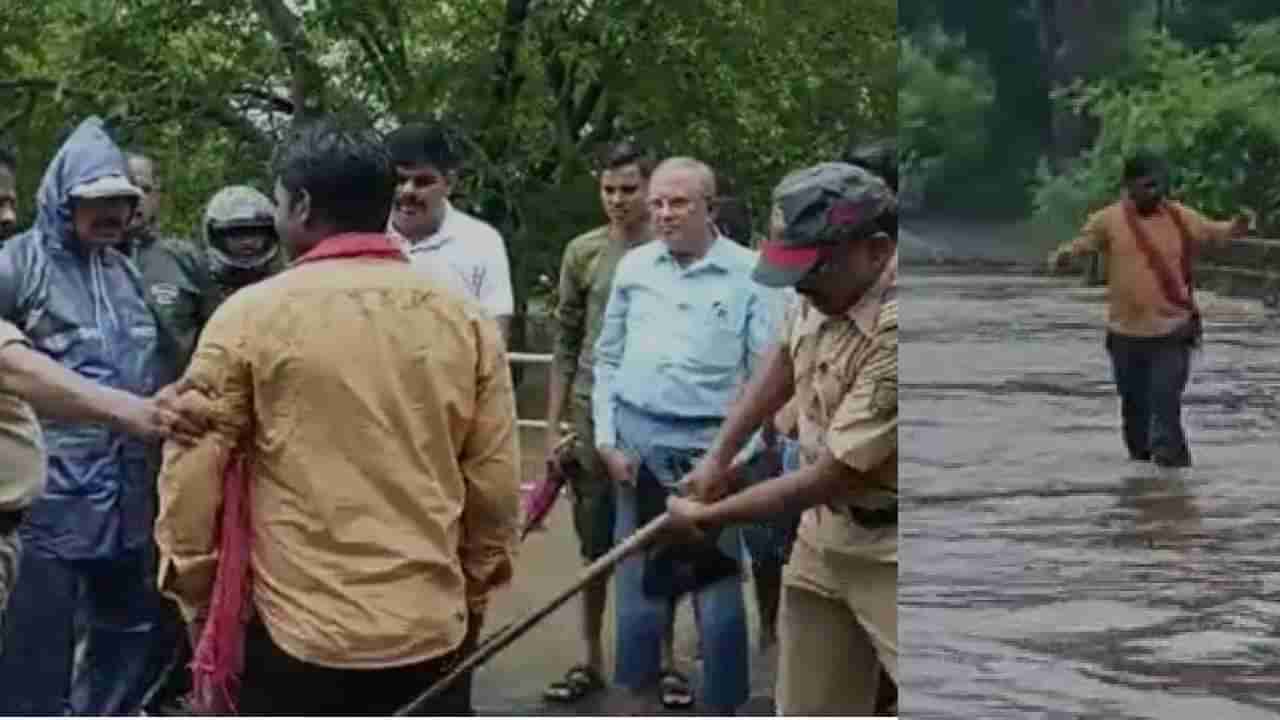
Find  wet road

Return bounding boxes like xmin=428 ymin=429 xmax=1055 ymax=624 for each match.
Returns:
xmin=469 ymin=429 xmax=779 ymax=716
xmin=901 ymin=269 xmax=1280 ymax=719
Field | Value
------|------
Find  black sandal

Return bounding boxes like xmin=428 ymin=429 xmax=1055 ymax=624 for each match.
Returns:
xmin=544 ymin=664 xmax=606 ymax=703
xmin=660 ymin=669 xmax=694 ymax=709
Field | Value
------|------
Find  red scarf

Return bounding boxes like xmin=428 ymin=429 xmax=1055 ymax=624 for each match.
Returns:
xmin=1121 ymin=198 xmax=1197 ymax=312
xmin=189 ymin=231 xmax=407 ymax=714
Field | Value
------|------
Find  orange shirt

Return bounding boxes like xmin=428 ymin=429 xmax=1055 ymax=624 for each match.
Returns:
xmin=1071 ymin=199 xmax=1235 ymax=337
xmin=155 ymin=256 xmax=520 ymax=670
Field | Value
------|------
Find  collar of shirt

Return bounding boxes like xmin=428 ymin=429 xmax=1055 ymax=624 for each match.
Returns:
xmin=799 ymin=250 xmax=898 ymax=338
xmin=652 ymin=231 xmax=736 ymax=275
xmin=607 ymin=223 xmax=652 ymax=250
xmin=295 ymin=232 xmax=408 ymax=266
xmin=387 ymin=200 xmax=458 ymax=255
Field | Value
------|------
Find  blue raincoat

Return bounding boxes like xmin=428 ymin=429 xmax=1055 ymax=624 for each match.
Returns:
xmin=0 ymin=117 xmax=162 ymax=559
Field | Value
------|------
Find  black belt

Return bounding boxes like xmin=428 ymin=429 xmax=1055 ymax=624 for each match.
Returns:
xmin=0 ymin=508 xmax=26 ymax=535
xmin=844 ymin=504 xmax=897 ymax=530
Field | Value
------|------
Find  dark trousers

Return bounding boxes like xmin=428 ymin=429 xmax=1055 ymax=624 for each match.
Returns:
xmin=139 ymin=597 xmax=192 ymax=712
xmin=237 ymin=618 xmax=473 ymax=716
xmin=0 ymin=546 xmax=160 ymax=716
xmin=1106 ymin=329 xmax=1193 ymax=467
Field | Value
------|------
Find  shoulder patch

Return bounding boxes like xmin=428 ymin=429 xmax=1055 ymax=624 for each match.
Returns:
xmin=150 ymin=282 xmax=181 ymax=306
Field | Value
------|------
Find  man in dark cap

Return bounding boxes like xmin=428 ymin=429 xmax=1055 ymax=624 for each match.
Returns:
xmin=671 ymin=162 xmax=898 ymax=715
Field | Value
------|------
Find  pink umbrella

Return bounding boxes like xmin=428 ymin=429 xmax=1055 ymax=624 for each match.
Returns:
xmin=521 ymin=432 xmax=577 ymax=541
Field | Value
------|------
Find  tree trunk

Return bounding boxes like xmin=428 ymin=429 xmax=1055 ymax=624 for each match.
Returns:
xmin=1037 ymin=0 xmax=1132 ymax=171
xmin=255 ymin=0 xmax=328 ymax=120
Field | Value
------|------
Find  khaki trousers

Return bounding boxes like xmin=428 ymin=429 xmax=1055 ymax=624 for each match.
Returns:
xmin=777 ymin=536 xmax=897 ymax=716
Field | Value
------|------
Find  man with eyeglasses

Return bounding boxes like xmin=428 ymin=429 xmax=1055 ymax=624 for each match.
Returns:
xmin=592 ymin=156 xmax=777 ymax=715
xmin=669 ymin=162 xmax=898 ymax=715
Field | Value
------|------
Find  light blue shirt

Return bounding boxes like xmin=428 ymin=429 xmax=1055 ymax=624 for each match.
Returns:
xmin=592 ymin=235 xmax=779 ymax=449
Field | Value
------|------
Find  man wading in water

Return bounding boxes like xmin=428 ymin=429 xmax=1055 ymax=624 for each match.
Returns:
xmin=1053 ymin=151 xmax=1252 ymax=468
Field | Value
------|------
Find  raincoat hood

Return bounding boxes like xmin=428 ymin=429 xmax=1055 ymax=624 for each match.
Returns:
xmin=0 ymin=116 xmax=163 ymax=560
xmin=36 ymin=116 xmax=138 ymax=249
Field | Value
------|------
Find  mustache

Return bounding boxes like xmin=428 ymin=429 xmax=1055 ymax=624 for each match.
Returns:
xmin=91 ymin=219 xmax=125 ymax=232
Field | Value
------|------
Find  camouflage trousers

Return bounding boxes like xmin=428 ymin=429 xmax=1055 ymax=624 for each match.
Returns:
xmin=0 ymin=530 xmax=18 ymax=653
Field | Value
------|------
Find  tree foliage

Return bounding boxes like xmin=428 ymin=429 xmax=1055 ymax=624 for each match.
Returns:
xmin=0 ymin=0 xmax=894 ymax=343
xmin=898 ymin=26 xmax=995 ymax=209
xmin=1032 ymin=25 xmax=1280 ymax=238
xmin=898 ymin=0 xmax=1280 ymax=217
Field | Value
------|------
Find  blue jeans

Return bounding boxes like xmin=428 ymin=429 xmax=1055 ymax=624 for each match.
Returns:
xmin=781 ymin=438 xmax=802 ymax=473
xmin=740 ymin=439 xmax=802 ymax=568
xmin=1106 ymin=329 xmax=1193 ymax=467
xmin=0 ymin=545 xmax=161 ymax=716
xmin=613 ymin=455 xmax=750 ymax=712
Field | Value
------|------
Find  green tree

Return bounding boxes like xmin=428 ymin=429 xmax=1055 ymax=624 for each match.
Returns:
xmin=898 ymin=26 xmax=995 ymax=203
xmin=0 ymin=0 xmax=894 ymax=349
xmin=1033 ymin=26 xmax=1280 ymax=240
xmin=897 ymin=0 xmax=1266 ymax=216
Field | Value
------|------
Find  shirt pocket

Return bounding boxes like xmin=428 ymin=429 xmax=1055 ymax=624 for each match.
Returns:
xmin=691 ymin=296 xmax=745 ymax=371
xmin=812 ymin=355 xmax=855 ymax=425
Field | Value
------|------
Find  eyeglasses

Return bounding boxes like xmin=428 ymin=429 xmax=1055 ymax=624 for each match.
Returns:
xmin=647 ymin=195 xmax=712 ymax=213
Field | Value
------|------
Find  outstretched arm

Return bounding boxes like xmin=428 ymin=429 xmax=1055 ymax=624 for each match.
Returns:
xmin=0 ymin=322 xmax=186 ymax=440
xmin=673 ymin=325 xmax=898 ymax=532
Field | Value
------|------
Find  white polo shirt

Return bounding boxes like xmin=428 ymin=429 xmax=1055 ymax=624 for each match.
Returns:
xmin=389 ymin=200 xmax=515 ymax=317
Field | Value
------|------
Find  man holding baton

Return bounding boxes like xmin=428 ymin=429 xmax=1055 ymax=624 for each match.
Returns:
xmin=670 ymin=161 xmax=898 ymax=716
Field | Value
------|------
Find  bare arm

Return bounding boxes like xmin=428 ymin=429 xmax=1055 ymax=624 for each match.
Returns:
xmin=676 ymin=317 xmax=898 ymax=531
xmin=0 ymin=337 xmax=166 ymax=437
xmin=680 ymin=450 xmax=880 ymax=528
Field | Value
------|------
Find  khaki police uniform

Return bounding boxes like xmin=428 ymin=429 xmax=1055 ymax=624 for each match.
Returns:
xmin=0 ymin=321 xmax=47 ymax=645
xmin=775 ymin=253 xmax=898 ymax=715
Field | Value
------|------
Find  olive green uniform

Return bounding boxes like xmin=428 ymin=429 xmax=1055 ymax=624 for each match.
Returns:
xmin=552 ymin=225 xmax=649 ymax=560
xmin=129 ymin=233 xmax=220 ymax=384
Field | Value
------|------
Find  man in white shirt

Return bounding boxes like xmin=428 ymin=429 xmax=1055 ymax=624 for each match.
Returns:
xmin=386 ymin=123 xmax=515 ymax=343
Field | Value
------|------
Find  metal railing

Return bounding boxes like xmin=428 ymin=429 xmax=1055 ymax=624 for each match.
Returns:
xmin=508 ymin=352 xmax=569 ymax=432
xmin=509 ymin=351 xmax=570 ymax=494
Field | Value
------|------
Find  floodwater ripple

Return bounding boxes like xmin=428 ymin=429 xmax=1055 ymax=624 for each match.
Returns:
xmin=902 ymin=270 xmax=1280 ymax=719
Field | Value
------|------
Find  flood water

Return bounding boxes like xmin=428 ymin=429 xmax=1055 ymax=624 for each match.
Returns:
xmin=901 ymin=269 xmax=1280 ymax=719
